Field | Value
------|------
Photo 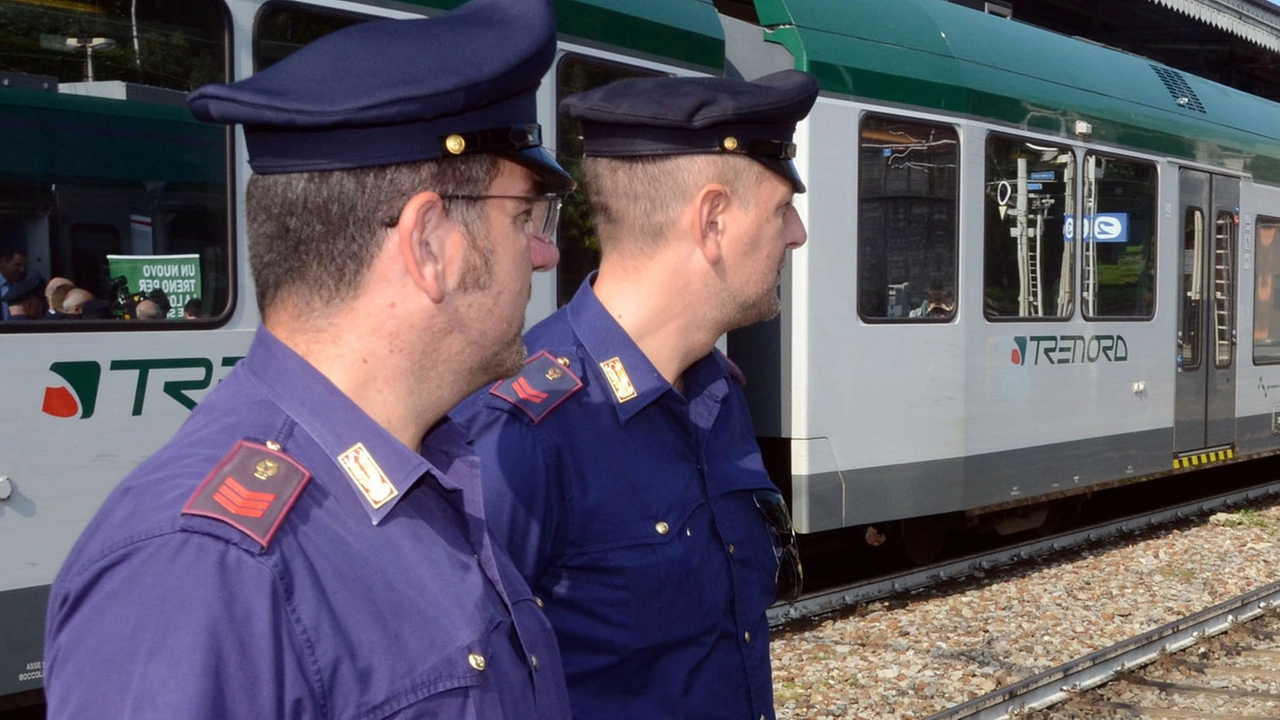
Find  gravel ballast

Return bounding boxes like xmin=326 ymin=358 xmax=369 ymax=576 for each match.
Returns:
xmin=769 ymin=499 xmax=1280 ymax=719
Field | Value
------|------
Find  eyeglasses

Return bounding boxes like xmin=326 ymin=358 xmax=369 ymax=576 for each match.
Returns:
xmin=379 ymin=193 xmax=564 ymax=243
xmin=440 ymin=193 xmax=563 ymax=242
xmin=753 ymin=490 xmax=803 ymax=604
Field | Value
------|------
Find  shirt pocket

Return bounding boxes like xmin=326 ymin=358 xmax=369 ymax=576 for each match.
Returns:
xmin=555 ymin=494 xmax=729 ymax=657
xmin=354 ymin=614 xmax=510 ymax=720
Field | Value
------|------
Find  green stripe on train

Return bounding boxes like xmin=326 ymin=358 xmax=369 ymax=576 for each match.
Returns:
xmin=756 ymin=0 xmax=1280 ymax=184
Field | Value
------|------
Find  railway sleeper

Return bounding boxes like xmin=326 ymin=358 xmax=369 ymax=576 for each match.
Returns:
xmin=1066 ymin=698 xmax=1273 ymax=719
xmin=1119 ymin=675 xmax=1280 ymax=700
xmin=1169 ymin=659 xmax=1280 ymax=682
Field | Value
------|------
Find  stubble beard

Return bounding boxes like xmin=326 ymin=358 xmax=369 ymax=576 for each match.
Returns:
xmin=723 ymin=274 xmax=782 ymax=332
xmin=458 ymin=229 xmax=529 ymax=382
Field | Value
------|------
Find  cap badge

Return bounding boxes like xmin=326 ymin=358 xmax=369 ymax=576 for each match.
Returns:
xmin=600 ymin=357 xmax=637 ymax=403
xmin=253 ymin=458 xmax=280 ymax=480
xmin=721 ymin=136 xmax=739 ymax=151
xmin=337 ymin=442 xmax=399 ymax=509
xmin=444 ymin=134 xmax=467 ymax=155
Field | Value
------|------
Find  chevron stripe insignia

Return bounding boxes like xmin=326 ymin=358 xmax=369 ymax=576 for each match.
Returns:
xmin=490 ymin=351 xmax=583 ymax=423
xmin=183 ymin=440 xmax=311 ymax=549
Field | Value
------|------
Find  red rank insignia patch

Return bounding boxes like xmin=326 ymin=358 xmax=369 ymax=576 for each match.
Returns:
xmin=490 ymin=351 xmax=582 ymax=423
xmin=182 ymin=440 xmax=310 ymax=549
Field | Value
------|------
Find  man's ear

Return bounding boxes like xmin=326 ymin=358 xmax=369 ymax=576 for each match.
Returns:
xmin=693 ymin=183 xmax=732 ymax=266
xmin=395 ymin=191 xmax=458 ymax=304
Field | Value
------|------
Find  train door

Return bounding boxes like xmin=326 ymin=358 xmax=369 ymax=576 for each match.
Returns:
xmin=1175 ymin=169 xmax=1239 ymax=453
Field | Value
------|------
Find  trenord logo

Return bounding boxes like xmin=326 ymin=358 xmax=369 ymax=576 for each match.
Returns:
xmin=1011 ymin=335 xmax=1129 ymax=366
xmin=41 ymin=356 xmax=244 ymax=419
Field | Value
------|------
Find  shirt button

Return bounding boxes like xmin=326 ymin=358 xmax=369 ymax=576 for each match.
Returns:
xmin=728 ymin=543 xmax=736 ymax=555
xmin=530 ymin=654 xmax=540 ymax=671
xmin=468 ymin=653 xmax=486 ymax=671
xmin=744 ymin=631 xmax=752 ymax=643
xmin=534 ymin=596 xmax=545 ymax=608
xmin=655 ymin=521 xmax=670 ymax=535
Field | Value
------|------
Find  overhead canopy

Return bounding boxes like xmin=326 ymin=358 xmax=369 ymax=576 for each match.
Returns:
xmin=1150 ymin=0 xmax=1280 ymax=53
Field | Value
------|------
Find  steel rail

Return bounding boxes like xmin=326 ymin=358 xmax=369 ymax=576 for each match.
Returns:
xmin=924 ymin=580 xmax=1280 ymax=719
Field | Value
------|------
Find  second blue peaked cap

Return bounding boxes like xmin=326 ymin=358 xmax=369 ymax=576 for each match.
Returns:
xmin=561 ymin=70 xmax=819 ymax=192
xmin=563 ymin=69 xmax=819 ymax=192
xmin=188 ymin=0 xmax=573 ymax=191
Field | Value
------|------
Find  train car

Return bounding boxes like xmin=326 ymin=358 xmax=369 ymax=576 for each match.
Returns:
xmin=723 ymin=0 xmax=1280 ymax=561
xmin=0 ymin=0 xmax=723 ymax=704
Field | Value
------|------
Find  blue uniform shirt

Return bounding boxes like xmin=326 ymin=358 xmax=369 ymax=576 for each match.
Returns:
xmin=456 ymin=276 xmax=781 ymax=720
xmin=45 ymin=327 xmax=570 ymax=720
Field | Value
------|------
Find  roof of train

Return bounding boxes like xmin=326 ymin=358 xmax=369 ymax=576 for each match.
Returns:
xmin=397 ymin=0 xmax=725 ymax=71
xmin=755 ymin=0 xmax=1280 ymax=183
xmin=0 ymin=87 xmax=223 ymax=185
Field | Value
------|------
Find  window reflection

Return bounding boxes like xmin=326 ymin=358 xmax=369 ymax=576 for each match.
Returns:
xmin=0 ymin=0 xmax=229 ymax=325
xmin=857 ymin=115 xmax=959 ymax=321
xmin=983 ymin=135 xmax=1074 ymax=320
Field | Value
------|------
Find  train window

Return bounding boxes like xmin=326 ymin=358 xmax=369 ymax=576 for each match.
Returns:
xmin=983 ymin=135 xmax=1074 ymax=320
xmin=1181 ymin=208 xmax=1204 ymax=371
xmin=1212 ymin=211 xmax=1236 ymax=368
xmin=856 ymin=115 xmax=959 ymax=321
xmin=0 ymin=0 xmax=230 ymax=326
xmin=1081 ymin=154 xmax=1157 ymax=319
xmin=555 ymin=55 xmax=664 ymax=307
xmin=1254 ymin=216 xmax=1280 ymax=364
xmin=255 ymin=3 xmax=374 ymax=73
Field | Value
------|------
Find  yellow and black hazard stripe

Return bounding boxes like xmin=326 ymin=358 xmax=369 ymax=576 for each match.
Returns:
xmin=1173 ymin=448 xmax=1234 ymax=469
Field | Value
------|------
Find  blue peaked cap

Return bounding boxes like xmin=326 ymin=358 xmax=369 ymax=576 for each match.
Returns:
xmin=188 ymin=0 xmax=573 ymax=191
xmin=560 ymin=70 xmax=819 ymax=192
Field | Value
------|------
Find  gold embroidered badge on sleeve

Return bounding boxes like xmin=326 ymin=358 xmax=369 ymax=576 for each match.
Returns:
xmin=599 ymin=357 xmax=637 ymax=403
xmin=337 ymin=442 xmax=399 ymax=509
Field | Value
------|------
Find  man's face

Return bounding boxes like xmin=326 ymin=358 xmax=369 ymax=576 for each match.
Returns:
xmin=453 ymin=159 xmax=560 ymax=380
xmin=0 ymin=252 xmax=28 ymax=283
xmin=716 ymin=170 xmax=807 ymax=330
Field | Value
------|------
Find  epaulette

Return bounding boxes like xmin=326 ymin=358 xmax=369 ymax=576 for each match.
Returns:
xmin=182 ymin=440 xmax=311 ymax=550
xmin=490 ymin=351 xmax=583 ymax=424
xmin=715 ymin=348 xmax=747 ymax=386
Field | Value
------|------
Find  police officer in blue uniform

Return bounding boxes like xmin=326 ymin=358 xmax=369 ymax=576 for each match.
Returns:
xmin=44 ymin=1 xmax=575 ymax=717
xmin=455 ymin=70 xmax=818 ymax=720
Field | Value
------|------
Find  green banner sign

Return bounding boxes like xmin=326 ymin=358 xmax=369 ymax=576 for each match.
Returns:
xmin=106 ymin=254 xmax=201 ymax=319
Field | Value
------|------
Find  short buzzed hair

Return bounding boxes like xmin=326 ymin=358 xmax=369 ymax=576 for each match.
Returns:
xmin=583 ymin=154 xmax=771 ymax=255
xmin=246 ymin=154 xmax=499 ymax=318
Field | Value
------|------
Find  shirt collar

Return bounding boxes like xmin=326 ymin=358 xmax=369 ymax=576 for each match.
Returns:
xmin=565 ymin=273 xmax=731 ymax=423
xmin=239 ymin=326 xmax=456 ymax=525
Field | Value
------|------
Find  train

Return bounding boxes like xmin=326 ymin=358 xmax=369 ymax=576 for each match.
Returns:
xmin=4 ymin=0 xmax=1280 ymax=705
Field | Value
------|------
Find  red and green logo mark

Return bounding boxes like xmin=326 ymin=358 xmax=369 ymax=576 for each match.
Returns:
xmin=43 ymin=361 xmax=102 ymax=419
xmin=42 ymin=356 xmax=245 ymax=419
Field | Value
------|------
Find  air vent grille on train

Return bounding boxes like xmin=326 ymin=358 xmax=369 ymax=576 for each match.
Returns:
xmin=1151 ymin=65 xmax=1206 ymax=113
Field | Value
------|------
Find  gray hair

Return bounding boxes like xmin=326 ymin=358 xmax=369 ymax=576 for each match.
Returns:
xmin=245 ymin=155 xmax=499 ymax=318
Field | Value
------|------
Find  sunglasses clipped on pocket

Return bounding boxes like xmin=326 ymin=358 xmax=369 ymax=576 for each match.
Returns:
xmin=752 ymin=490 xmax=803 ymax=603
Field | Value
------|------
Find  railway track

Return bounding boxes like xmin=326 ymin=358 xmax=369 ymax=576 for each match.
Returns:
xmin=927 ymin=580 xmax=1280 ymax=719
xmin=769 ymin=479 xmax=1280 ymax=629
